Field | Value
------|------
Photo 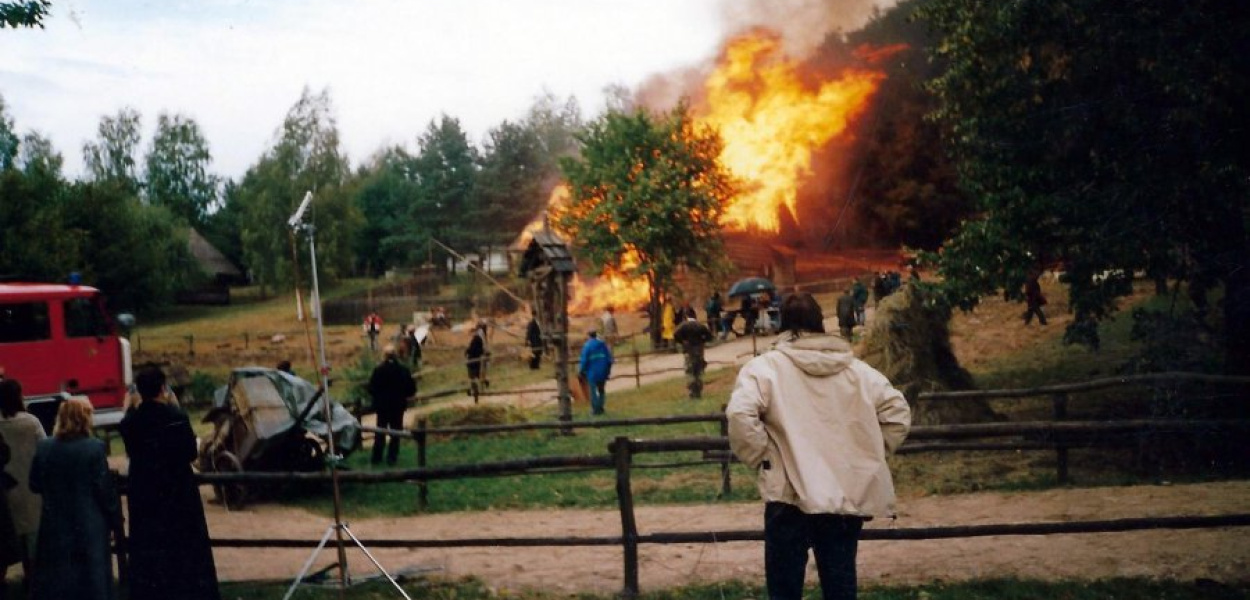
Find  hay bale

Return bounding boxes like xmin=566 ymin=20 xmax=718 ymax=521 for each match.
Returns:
xmin=423 ymin=404 xmax=530 ymax=439
xmin=860 ymin=284 xmax=996 ymax=425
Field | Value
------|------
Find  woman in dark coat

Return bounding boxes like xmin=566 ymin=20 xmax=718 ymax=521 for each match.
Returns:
xmin=119 ymin=366 xmax=221 ymax=600
xmin=29 ymin=398 xmax=119 ymax=600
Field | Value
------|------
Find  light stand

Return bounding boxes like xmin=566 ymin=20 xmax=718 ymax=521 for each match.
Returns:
xmin=285 ymin=191 xmax=412 ymax=600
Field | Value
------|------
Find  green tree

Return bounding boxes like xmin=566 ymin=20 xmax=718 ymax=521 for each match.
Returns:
xmin=61 ymin=181 xmax=196 ymax=311
xmin=524 ymin=91 xmax=584 ymax=180
xmin=0 ymin=0 xmax=50 ymax=28
xmin=201 ymin=178 xmax=245 ymax=274
xmin=144 ymin=113 xmax=219 ymax=227
xmin=236 ymin=88 xmax=359 ymax=296
xmin=353 ymin=146 xmax=419 ymax=275
xmin=471 ymin=120 xmax=546 ymax=248
xmin=919 ymin=0 xmax=1250 ymax=372
xmin=83 ymin=107 xmax=143 ymax=194
xmin=0 ymin=95 xmax=17 ymax=171
xmin=0 ymin=167 xmax=79 ymax=280
xmin=558 ymin=103 xmax=738 ymax=346
xmin=404 ymin=115 xmax=478 ymax=271
xmin=18 ymin=130 xmax=63 ymax=178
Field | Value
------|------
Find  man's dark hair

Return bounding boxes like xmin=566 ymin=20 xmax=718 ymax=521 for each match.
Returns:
xmin=134 ymin=365 xmax=167 ymax=402
xmin=0 ymin=378 xmax=24 ymax=418
xmin=779 ymin=293 xmax=826 ymax=335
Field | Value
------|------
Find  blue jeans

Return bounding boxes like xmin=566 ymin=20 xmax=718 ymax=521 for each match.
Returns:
xmin=764 ymin=502 xmax=863 ymax=600
xmin=588 ymin=378 xmax=606 ymax=414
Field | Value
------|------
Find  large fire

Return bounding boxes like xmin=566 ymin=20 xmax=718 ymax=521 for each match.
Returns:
xmin=538 ymin=31 xmax=891 ymax=314
xmin=567 ymin=247 xmax=650 ymax=314
xmin=701 ymin=31 xmax=885 ymax=233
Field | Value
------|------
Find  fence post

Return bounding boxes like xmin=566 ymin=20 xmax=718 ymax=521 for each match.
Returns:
xmin=416 ymin=418 xmax=428 ymax=510
xmin=135 ymin=331 xmax=141 ymax=354
xmin=1052 ymin=393 xmax=1069 ymax=484
xmin=633 ymin=347 xmax=641 ymax=389
xmin=612 ymin=437 xmax=640 ymax=599
xmin=110 ymin=469 xmax=129 ymax=588
xmin=719 ymin=406 xmax=731 ymax=498
xmin=187 ymin=334 xmax=195 ymax=357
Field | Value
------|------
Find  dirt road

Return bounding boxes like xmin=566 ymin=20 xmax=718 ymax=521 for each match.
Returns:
xmin=206 ymin=480 xmax=1250 ymax=593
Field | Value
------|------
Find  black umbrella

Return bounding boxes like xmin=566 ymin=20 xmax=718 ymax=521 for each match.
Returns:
xmin=727 ymin=277 xmax=776 ymax=298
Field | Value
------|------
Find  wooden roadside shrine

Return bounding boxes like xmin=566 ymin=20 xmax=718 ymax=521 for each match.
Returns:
xmin=519 ymin=230 xmax=577 ymax=425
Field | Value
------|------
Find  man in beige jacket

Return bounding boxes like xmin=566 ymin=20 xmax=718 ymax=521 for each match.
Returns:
xmin=727 ymin=293 xmax=910 ymax=600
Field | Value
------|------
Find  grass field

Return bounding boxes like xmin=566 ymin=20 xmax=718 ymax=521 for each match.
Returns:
xmin=150 ymin=274 xmax=1247 ymax=519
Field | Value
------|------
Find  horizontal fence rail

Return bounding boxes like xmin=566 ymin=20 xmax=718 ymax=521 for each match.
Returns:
xmin=918 ymin=372 xmax=1250 ymax=400
xmin=204 ymin=513 xmax=1250 ymax=549
xmin=172 ymin=372 xmax=1250 ymax=596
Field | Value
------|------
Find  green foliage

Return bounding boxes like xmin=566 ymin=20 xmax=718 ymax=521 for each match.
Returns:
xmin=17 ymin=130 xmax=62 ymax=177
xmin=0 ymin=0 xmax=50 ymax=28
xmin=200 ymin=179 xmax=245 ymax=271
xmin=144 ymin=112 xmax=219 ymax=227
xmin=918 ymin=0 xmax=1250 ymax=371
xmin=183 ymin=370 xmax=221 ymax=409
xmin=470 ymin=119 xmax=547 ymax=247
xmin=235 ymin=87 xmax=361 ymax=295
xmin=60 ymin=181 xmax=199 ymax=311
xmin=0 ymin=167 xmax=80 ymax=279
xmin=558 ymin=103 xmax=737 ymax=342
xmin=403 ymin=115 xmax=480 ymax=267
xmin=82 ymin=106 xmax=143 ymax=194
xmin=0 ymin=95 xmax=16 ymax=170
xmin=351 ymin=146 xmax=420 ymax=275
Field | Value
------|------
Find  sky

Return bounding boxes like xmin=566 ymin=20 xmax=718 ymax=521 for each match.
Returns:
xmin=1 ymin=0 xmax=887 ymax=180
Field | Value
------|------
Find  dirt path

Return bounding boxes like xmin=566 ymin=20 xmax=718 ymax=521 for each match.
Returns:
xmin=206 ymin=480 xmax=1250 ymax=593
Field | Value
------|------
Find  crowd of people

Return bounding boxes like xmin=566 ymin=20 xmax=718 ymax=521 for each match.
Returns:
xmin=0 ymin=366 xmax=220 ymax=600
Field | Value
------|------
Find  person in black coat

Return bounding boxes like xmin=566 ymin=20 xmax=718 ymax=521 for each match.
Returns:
xmin=465 ymin=324 xmax=488 ymax=395
xmin=119 ymin=366 xmax=220 ymax=600
xmin=368 ymin=345 xmax=417 ymax=466
xmin=526 ymin=314 xmax=543 ymax=370
xmin=30 ymin=398 xmax=121 ymax=600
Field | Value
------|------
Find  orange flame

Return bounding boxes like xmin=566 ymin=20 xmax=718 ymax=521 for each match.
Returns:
xmin=519 ymin=186 xmax=653 ymax=315
xmin=699 ymin=31 xmax=885 ymax=232
xmin=567 ymin=247 xmax=650 ymax=315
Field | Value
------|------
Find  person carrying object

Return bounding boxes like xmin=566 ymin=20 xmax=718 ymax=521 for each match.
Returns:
xmin=578 ymin=330 xmax=614 ymax=416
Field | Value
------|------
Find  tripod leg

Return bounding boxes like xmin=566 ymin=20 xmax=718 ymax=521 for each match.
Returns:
xmin=340 ymin=524 xmax=414 ymax=600
xmin=284 ymin=525 xmax=338 ymax=600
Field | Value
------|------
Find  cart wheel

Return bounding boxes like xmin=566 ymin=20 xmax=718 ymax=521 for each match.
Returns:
xmin=293 ymin=435 xmax=327 ymax=472
xmin=212 ymin=451 xmax=247 ymax=510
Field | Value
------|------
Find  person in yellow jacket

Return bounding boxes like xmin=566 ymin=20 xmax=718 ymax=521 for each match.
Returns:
xmin=659 ymin=298 xmax=676 ymax=350
xmin=727 ymin=292 xmax=911 ymax=600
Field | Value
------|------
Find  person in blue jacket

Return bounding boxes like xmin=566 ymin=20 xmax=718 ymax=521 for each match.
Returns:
xmin=578 ymin=330 xmax=614 ymax=415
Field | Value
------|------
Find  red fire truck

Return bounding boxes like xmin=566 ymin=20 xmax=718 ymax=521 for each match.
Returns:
xmin=0 ymin=282 xmax=133 ymax=429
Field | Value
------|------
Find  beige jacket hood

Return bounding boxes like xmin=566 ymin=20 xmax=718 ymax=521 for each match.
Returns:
xmin=727 ymin=334 xmax=910 ymax=517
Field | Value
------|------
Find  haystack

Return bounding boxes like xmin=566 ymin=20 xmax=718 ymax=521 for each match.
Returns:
xmin=859 ymin=284 xmax=996 ymax=425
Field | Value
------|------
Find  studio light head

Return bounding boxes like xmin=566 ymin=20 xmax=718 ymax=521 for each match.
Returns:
xmin=288 ymin=191 xmax=313 ymax=228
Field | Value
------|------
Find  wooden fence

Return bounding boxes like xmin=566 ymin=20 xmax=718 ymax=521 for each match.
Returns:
xmin=101 ymin=372 xmax=1250 ymax=596
xmin=916 ymin=371 xmax=1250 ymax=483
xmin=186 ymin=419 xmax=1250 ymax=597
